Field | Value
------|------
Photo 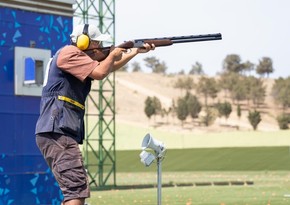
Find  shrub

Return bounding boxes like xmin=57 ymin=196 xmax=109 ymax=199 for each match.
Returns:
xmin=248 ymin=110 xmax=261 ymax=130
xmin=276 ymin=114 xmax=289 ymax=130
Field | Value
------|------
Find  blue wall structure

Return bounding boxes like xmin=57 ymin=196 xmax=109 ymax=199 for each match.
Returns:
xmin=0 ymin=7 xmax=72 ymax=205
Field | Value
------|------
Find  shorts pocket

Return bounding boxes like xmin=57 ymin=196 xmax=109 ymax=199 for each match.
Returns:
xmin=56 ymin=159 xmax=86 ymax=188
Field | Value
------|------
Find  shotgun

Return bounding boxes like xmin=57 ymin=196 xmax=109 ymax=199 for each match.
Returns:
xmin=87 ymin=33 xmax=222 ymax=61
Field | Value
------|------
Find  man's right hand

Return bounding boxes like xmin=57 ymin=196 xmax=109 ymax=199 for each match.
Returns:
xmin=109 ymin=46 xmax=126 ymax=61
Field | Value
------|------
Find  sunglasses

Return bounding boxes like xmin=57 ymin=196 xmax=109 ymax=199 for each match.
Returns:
xmin=90 ymin=40 xmax=102 ymax=47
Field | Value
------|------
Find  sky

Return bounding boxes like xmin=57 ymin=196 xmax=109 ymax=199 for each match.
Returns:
xmin=115 ymin=0 xmax=290 ymax=78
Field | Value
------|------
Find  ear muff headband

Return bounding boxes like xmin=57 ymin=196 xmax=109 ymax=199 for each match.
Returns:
xmin=76 ymin=24 xmax=90 ymax=50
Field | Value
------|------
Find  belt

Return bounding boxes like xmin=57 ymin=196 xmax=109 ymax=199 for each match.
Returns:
xmin=58 ymin=96 xmax=85 ymax=110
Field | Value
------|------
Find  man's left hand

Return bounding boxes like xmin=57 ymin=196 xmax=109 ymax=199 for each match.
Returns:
xmin=137 ymin=43 xmax=155 ymax=53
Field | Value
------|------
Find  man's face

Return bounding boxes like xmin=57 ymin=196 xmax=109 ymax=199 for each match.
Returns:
xmin=85 ymin=40 xmax=106 ymax=61
xmin=89 ymin=40 xmax=102 ymax=49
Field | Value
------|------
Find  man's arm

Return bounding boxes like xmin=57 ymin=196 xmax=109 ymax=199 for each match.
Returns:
xmin=88 ymin=47 xmax=125 ymax=80
xmin=88 ymin=43 xmax=154 ymax=80
xmin=111 ymin=43 xmax=155 ymax=71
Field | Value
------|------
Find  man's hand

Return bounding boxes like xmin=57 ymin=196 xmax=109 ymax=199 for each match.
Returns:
xmin=136 ymin=43 xmax=155 ymax=54
xmin=109 ymin=46 xmax=126 ymax=61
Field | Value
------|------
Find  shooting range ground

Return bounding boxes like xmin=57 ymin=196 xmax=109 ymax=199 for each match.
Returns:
xmin=86 ymin=171 xmax=290 ymax=205
xmin=85 ymin=122 xmax=290 ymax=205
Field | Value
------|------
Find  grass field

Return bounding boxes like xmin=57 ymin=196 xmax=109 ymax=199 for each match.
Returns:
xmin=114 ymin=122 xmax=290 ymax=150
xmin=86 ymin=147 xmax=290 ymax=173
xmin=85 ymin=147 xmax=290 ymax=205
xmin=86 ymin=171 xmax=290 ymax=205
xmin=84 ymin=123 xmax=290 ymax=204
xmin=87 ymin=185 xmax=290 ymax=205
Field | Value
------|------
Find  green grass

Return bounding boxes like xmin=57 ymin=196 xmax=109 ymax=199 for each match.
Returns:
xmin=86 ymin=146 xmax=290 ymax=173
xmin=84 ymin=122 xmax=290 ymax=204
xmin=123 ymin=147 xmax=290 ymax=171
xmin=87 ymin=185 xmax=290 ymax=205
xmin=86 ymin=171 xmax=290 ymax=205
xmin=85 ymin=147 xmax=290 ymax=205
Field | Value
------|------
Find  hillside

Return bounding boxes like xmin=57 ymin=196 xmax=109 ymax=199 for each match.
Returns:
xmin=92 ymin=72 xmax=283 ymax=134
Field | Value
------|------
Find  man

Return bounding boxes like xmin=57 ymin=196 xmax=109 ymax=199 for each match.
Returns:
xmin=35 ymin=24 xmax=155 ymax=205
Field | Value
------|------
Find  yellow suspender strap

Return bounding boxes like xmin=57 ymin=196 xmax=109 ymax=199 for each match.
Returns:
xmin=58 ymin=96 xmax=85 ymax=110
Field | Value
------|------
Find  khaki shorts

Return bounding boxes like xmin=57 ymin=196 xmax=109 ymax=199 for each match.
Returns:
xmin=36 ymin=133 xmax=90 ymax=202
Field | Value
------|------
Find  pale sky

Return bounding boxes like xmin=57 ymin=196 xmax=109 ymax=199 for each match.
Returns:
xmin=115 ymin=0 xmax=290 ymax=78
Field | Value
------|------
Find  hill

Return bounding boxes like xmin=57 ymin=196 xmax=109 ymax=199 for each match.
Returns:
xmin=107 ymin=72 xmax=281 ymax=133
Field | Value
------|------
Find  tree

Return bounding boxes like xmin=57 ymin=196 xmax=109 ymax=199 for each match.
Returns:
xmin=144 ymin=97 xmax=155 ymax=120
xmin=170 ymin=99 xmax=177 ymax=121
xmin=201 ymin=108 xmax=216 ymax=127
xmin=248 ymin=110 xmax=261 ymax=130
xmin=231 ymin=79 xmax=247 ymax=104
xmin=222 ymin=54 xmax=243 ymax=73
xmin=174 ymin=76 xmax=195 ymax=91
xmin=216 ymin=101 xmax=232 ymax=120
xmin=174 ymin=77 xmax=184 ymax=92
xmin=242 ymin=60 xmax=255 ymax=76
xmin=247 ymin=76 xmax=266 ymax=108
xmin=218 ymin=72 xmax=240 ymax=99
xmin=276 ymin=114 xmax=289 ymax=130
xmin=173 ymin=76 xmax=195 ymax=93
xmin=183 ymin=77 xmax=195 ymax=91
xmin=256 ymin=57 xmax=274 ymax=78
xmin=144 ymin=96 xmax=162 ymax=122
xmin=196 ymin=76 xmax=220 ymax=107
xmin=131 ymin=61 xmax=141 ymax=72
xmin=152 ymin=96 xmax=162 ymax=116
xmin=176 ymin=97 xmax=188 ymax=126
xmin=189 ymin=61 xmax=204 ymax=75
xmin=237 ymin=104 xmax=242 ymax=120
xmin=154 ymin=61 xmax=167 ymax=73
xmin=178 ymin=69 xmax=185 ymax=75
xmin=143 ymin=56 xmax=167 ymax=74
xmin=222 ymin=74 xmax=248 ymax=104
xmin=185 ymin=92 xmax=202 ymax=119
xmin=143 ymin=56 xmax=158 ymax=70
xmin=271 ymin=77 xmax=290 ymax=111
xmin=243 ymin=76 xmax=255 ymax=106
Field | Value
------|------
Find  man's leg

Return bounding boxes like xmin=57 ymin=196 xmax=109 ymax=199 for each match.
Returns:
xmin=36 ymin=133 xmax=90 ymax=203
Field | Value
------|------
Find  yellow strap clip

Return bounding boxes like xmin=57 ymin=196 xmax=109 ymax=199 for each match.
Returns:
xmin=58 ymin=96 xmax=85 ymax=110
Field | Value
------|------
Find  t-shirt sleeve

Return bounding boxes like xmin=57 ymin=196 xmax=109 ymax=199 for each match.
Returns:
xmin=56 ymin=45 xmax=99 ymax=82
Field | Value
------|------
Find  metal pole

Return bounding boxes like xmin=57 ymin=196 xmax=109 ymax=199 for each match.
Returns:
xmin=157 ymin=157 xmax=162 ymax=205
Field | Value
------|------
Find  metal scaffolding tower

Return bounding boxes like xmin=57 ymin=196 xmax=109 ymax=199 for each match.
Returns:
xmin=73 ymin=0 xmax=116 ymax=188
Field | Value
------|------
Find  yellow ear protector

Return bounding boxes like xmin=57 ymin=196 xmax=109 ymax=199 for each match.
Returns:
xmin=76 ymin=24 xmax=90 ymax=50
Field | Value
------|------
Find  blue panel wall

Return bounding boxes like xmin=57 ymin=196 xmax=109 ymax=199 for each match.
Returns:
xmin=0 ymin=7 xmax=72 ymax=205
